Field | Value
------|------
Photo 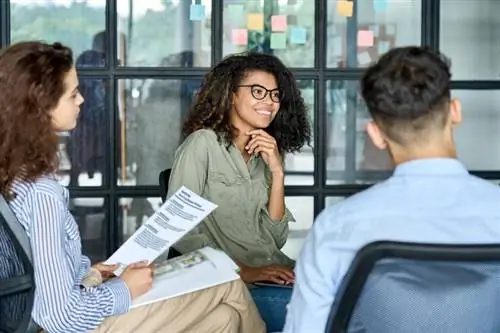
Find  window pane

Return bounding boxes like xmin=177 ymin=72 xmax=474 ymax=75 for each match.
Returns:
xmin=120 ymin=197 xmax=162 ymax=242
xmin=70 ymin=197 xmax=107 ymax=263
xmin=119 ymin=1 xmax=211 ymax=67
xmin=222 ymin=0 xmax=315 ymax=68
xmin=58 ymin=78 xmax=108 ymax=187
xmin=118 ymin=78 xmax=200 ymax=186
xmin=453 ymin=90 xmax=500 ymax=170
xmin=10 ymin=0 xmax=106 ymax=67
xmin=326 ymin=0 xmax=421 ymax=68
xmin=440 ymin=0 xmax=500 ymax=80
xmin=286 ymin=80 xmax=314 ymax=185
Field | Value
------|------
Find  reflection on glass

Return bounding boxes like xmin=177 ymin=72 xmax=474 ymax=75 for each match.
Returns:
xmin=326 ymin=0 xmax=421 ymax=68
xmin=325 ymin=80 xmax=391 ymax=185
xmin=281 ymin=196 xmax=314 ymax=260
xmin=285 ymin=80 xmax=314 ymax=186
xmin=440 ymin=0 xmax=500 ymax=80
xmin=58 ymin=78 xmax=108 ymax=187
xmin=119 ymin=197 xmax=162 ymax=242
xmin=117 ymin=78 xmax=200 ymax=186
xmin=10 ymin=0 xmax=106 ymax=67
xmin=453 ymin=90 xmax=500 ymax=170
xmin=69 ymin=197 xmax=107 ymax=263
xmin=222 ymin=0 xmax=315 ymax=68
xmin=118 ymin=0 xmax=212 ymax=67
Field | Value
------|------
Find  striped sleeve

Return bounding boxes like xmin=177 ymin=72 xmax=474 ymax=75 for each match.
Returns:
xmin=30 ymin=191 xmax=131 ymax=333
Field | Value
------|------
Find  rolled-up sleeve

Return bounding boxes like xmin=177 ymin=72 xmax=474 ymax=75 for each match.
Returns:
xmin=167 ymin=130 xmax=215 ymax=253
xmin=31 ymin=192 xmax=131 ymax=333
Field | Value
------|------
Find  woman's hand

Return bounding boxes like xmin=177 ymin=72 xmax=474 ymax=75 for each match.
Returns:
xmin=91 ymin=262 xmax=119 ymax=281
xmin=239 ymin=264 xmax=295 ymax=285
xmin=245 ymin=130 xmax=283 ymax=174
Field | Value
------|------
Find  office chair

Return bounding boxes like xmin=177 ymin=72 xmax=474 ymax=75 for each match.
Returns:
xmin=158 ymin=168 xmax=181 ymax=259
xmin=326 ymin=241 xmax=500 ymax=333
xmin=0 ymin=195 xmax=38 ymax=333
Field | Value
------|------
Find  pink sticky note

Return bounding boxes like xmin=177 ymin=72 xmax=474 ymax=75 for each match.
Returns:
xmin=231 ymin=29 xmax=248 ymax=46
xmin=271 ymin=15 xmax=287 ymax=32
xmin=358 ymin=30 xmax=374 ymax=47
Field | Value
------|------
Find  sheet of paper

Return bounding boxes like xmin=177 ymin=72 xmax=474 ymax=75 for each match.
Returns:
xmin=271 ymin=15 xmax=287 ymax=32
xmin=189 ymin=4 xmax=205 ymax=21
xmin=270 ymin=32 xmax=287 ymax=49
xmin=337 ymin=0 xmax=353 ymax=17
xmin=247 ymin=13 xmax=264 ymax=30
xmin=358 ymin=30 xmax=374 ymax=47
xmin=231 ymin=29 xmax=248 ymax=45
xmin=131 ymin=247 xmax=239 ymax=309
xmin=289 ymin=26 xmax=307 ymax=44
xmin=105 ymin=186 xmax=217 ymax=268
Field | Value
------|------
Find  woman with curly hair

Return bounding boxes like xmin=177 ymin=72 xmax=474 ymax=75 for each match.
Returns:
xmin=167 ymin=52 xmax=312 ymax=332
xmin=0 ymin=41 xmax=264 ymax=333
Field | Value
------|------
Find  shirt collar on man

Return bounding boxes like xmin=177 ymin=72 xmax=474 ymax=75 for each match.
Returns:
xmin=392 ymin=158 xmax=469 ymax=177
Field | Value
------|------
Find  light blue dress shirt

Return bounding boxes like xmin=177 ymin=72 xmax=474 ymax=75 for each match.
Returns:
xmin=283 ymin=158 xmax=500 ymax=333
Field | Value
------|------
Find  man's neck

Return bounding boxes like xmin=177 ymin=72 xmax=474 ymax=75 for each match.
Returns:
xmin=389 ymin=144 xmax=457 ymax=167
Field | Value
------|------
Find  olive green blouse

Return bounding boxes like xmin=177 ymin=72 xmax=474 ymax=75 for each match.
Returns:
xmin=167 ymin=129 xmax=295 ymax=268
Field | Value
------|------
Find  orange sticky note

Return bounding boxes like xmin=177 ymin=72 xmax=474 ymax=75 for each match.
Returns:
xmin=247 ymin=13 xmax=264 ymax=31
xmin=358 ymin=30 xmax=374 ymax=47
xmin=337 ymin=0 xmax=353 ymax=17
xmin=231 ymin=29 xmax=248 ymax=46
xmin=271 ymin=15 xmax=287 ymax=32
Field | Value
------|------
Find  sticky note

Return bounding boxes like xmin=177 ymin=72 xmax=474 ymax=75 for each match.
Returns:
xmin=231 ymin=29 xmax=248 ymax=46
xmin=289 ymin=27 xmax=307 ymax=44
xmin=358 ymin=52 xmax=372 ymax=65
xmin=189 ymin=4 xmax=205 ymax=21
xmin=373 ymin=0 xmax=388 ymax=12
xmin=227 ymin=4 xmax=245 ymax=18
xmin=337 ymin=0 xmax=353 ymax=17
xmin=270 ymin=33 xmax=287 ymax=49
xmin=358 ymin=30 xmax=374 ymax=47
xmin=247 ymin=13 xmax=264 ymax=30
xmin=378 ymin=41 xmax=391 ymax=54
xmin=271 ymin=15 xmax=287 ymax=32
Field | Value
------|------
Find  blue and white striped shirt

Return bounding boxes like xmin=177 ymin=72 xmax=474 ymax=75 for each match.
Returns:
xmin=8 ymin=177 xmax=131 ymax=333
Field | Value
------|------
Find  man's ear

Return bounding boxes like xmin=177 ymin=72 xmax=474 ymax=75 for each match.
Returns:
xmin=449 ymin=98 xmax=462 ymax=126
xmin=366 ymin=120 xmax=387 ymax=150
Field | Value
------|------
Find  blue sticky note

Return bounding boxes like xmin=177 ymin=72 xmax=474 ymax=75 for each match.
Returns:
xmin=289 ymin=27 xmax=307 ymax=45
xmin=378 ymin=41 xmax=391 ymax=54
xmin=373 ymin=0 xmax=388 ymax=12
xmin=189 ymin=4 xmax=205 ymax=21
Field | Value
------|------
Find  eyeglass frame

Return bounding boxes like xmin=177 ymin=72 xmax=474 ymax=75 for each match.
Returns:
xmin=234 ymin=84 xmax=284 ymax=103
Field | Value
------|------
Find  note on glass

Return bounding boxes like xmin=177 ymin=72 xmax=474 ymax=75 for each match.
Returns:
xmin=247 ymin=13 xmax=264 ymax=30
xmin=373 ymin=0 xmax=388 ymax=12
xmin=189 ymin=4 xmax=205 ymax=21
xmin=270 ymin=33 xmax=287 ymax=49
xmin=226 ymin=4 xmax=245 ymax=21
xmin=271 ymin=15 xmax=287 ymax=32
xmin=105 ymin=186 xmax=218 ymax=272
xmin=358 ymin=30 xmax=374 ymax=47
xmin=378 ymin=41 xmax=391 ymax=54
xmin=231 ymin=29 xmax=248 ymax=46
xmin=337 ymin=0 xmax=353 ymax=17
xmin=289 ymin=27 xmax=307 ymax=44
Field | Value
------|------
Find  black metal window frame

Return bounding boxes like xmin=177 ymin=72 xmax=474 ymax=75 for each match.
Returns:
xmin=1 ymin=0 xmax=500 ymax=257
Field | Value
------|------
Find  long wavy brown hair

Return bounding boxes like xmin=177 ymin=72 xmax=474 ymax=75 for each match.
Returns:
xmin=0 ymin=41 xmax=73 ymax=199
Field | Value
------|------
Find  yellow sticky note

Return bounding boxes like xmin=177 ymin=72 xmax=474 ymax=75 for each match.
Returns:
xmin=247 ymin=13 xmax=264 ymax=31
xmin=337 ymin=0 xmax=353 ymax=17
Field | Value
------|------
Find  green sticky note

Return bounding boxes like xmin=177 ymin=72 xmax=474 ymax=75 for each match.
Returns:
xmin=270 ymin=33 xmax=287 ymax=49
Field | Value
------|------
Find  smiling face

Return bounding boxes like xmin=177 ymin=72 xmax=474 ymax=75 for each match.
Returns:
xmin=231 ymin=70 xmax=281 ymax=133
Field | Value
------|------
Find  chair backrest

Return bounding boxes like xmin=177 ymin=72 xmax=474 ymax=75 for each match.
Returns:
xmin=326 ymin=241 xmax=500 ymax=333
xmin=159 ymin=168 xmax=172 ymax=202
xmin=0 ymin=195 xmax=37 ymax=333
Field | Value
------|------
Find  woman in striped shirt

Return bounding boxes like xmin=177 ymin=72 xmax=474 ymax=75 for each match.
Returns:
xmin=0 ymin=41 xmax=265 ymax=333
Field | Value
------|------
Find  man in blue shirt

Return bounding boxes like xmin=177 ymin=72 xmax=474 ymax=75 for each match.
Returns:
xmin=283 ymin=46 xmax=500 ymax=332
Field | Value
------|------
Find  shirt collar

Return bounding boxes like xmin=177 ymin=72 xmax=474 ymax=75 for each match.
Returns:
xmin=392 ymin=158 xmax=469 ymax=177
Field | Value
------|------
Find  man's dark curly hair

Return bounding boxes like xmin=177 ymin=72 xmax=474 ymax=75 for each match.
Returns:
xmin=183 ymin=52 xmax=311 ymax=153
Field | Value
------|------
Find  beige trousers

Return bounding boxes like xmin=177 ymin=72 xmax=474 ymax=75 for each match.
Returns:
xmin=93 ymin=280 xmax=266 ymax=333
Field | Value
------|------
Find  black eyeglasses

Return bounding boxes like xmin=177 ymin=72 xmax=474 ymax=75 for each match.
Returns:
xmin=236 ymin=84 xmax=283 ymax=103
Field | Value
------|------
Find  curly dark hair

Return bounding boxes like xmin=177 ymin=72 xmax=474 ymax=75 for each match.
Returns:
xmin=361 ymin=46 xmax=452 ymax=144
xmin=183 ymin=52 xmax=311 ymax=153
xmin=0 ymin=41 xmax=73 ymax=199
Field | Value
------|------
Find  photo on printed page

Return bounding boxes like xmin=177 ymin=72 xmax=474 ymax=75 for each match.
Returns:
xmin=153 ymin=250 xmax=211 ymax=279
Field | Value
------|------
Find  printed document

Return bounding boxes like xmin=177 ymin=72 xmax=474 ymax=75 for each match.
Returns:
xmin=131 ymin=247 xmax=240 ymax=309
xmin=105 ymin=186 xmax=217 ymax=268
